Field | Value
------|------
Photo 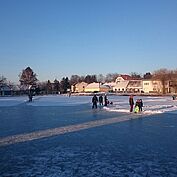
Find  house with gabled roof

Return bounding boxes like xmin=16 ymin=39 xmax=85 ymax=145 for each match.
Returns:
xmin=71 ymin=82 xmax=88 ymax=93
xmin=85 ymin=82 xmax=100 ymax=92
xmin=0 ymin=84 xmax=12 ymax=96
xmin=113 ymin=81 xmax=129 ymax=92
xmin=84 ymin=82 xmax=111 ymax=93
xmin=113 ymin=74 xmax=132 ymax=92
xmin=127 ymin=80 xmax=143 ymax=93
xmin=115 ymin=74 xmax=132 ymax=83
xmin=142 ymin=80 xmax=163 ymax=93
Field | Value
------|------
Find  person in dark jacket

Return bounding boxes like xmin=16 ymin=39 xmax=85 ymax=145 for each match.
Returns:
xmin=28 ymin=93 xmax=33 ymax=102
xmin=92 ymin=95 xmax=98 ymax=109
xmin=129 ymin=95 xmax=134 ymax=112
xmin=172 ymin=95 xmax=176 ymax=100
xmin=139 ymin=99 xmax=143 ymax=112
xmin=99 ymin=95 xmax=103 ymax=106
xmin=104 ymin=94 xmax=108 ymax=106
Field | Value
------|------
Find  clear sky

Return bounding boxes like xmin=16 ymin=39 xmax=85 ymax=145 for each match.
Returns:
xmin=0 ymin=0 xmax=177 ymax=83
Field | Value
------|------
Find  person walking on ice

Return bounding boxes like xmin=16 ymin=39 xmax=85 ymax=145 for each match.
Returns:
xmin=92 ymin=94 xmax=98 ymax=109
xmin=139 ymin=99 xmax=143 ymax=112
xmin=99 ymin=95 xmax=103 ymax=106
xmin=104 ymin=94 xmax=108 ymax=106
xmin=129 ymin=95 xmax=134 ymax=112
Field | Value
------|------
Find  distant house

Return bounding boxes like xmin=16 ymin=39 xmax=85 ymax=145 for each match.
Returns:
xmin=113 ymin=75 xmax=133 ymax=92
xmin=84 ymin=82 xmax=111 ymax=93
xmin=85 ymin=82 xmax=100 ymax=92
xmin=0 ymin=84 xmax=12 ymax=96
xmin=113 ymin=81 xmax=129 ymax=92
xmin=127 ymin=80 xmax=143 ymax=93
xmin=12 ymin=85 xmax=21 ymax=95
xmin=71 ymin=82 xmax=88 ymax=93
xmin=100 ymin=85 xmax=111 ymax=93
xmin=142 ymin=80 xmax=163 ymax=93
xmin=169 ymin=81 xmax=177 ymax=93
xmin=115 ymin=75 xmax=132 ymax=83
xmin=103 ymin=82 xmax=116 ymax=91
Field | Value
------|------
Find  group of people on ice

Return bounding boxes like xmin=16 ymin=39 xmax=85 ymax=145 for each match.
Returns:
xmin=92 ymin=94 xmax=143 ymax=112
xmin=92 ymin=94 xmax=113 ymax=109
xmin=129 ymin=95 xmax=143 ymax=113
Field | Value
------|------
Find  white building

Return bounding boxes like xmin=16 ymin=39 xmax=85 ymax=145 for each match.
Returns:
xmin=113 ymin=81 xmax=129 ymax=92
xmin=127 ymin=80 xmax=143 ymax=93
xmin=142 ymin=80 xmax=163 ymax=93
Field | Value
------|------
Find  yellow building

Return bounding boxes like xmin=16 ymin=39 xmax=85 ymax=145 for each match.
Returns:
xmin=85 ymin=82 xmax=100 ymax=92
xmin=85 ymin=82 xmax=111 ymax=93
xmin=71 ymin=82 xmax=88 ymax=93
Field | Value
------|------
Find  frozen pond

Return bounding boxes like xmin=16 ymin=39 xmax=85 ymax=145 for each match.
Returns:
xmin=0 ymin=95 xmax=177 ymax=176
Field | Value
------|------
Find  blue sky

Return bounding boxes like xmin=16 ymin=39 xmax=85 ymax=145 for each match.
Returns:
xmin=0 ymin=0 xmax=177 ymax=83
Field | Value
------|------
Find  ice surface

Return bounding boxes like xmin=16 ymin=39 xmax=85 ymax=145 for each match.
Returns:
xmin=1 ymin=95 xmax=177 ymax=176
xmin=0 ymin=96 xmax=27 ymax=106
xmin=1 ymin=113 xmax=177 ymax=177
xmin=27 ymin=95 xmax=91 ymax=106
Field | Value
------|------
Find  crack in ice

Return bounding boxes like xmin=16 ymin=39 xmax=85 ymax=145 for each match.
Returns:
xmin=0 ymin=114 xmax=145 ymax=147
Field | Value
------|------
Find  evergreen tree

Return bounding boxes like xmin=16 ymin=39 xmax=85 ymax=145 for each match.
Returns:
xmin=84 ymin=75 xmax=97 ymax=83
xmin=60 ymin=77 xmax=70 ymax=93
xmin=53 ymin=79 xmax=60 ymax=93
xmin=46 ymin=80 xmax=52 ymax=94
xmin=143 ymin=72 xmax=152 ymax=79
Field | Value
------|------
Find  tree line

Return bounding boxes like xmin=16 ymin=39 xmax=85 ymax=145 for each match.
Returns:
xmin=1 ymin=67 xmax=177 ymax=94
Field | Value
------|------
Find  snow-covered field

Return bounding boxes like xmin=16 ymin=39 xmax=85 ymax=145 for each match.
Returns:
xmin=1 ymin=95 xmax=177 ymax=114
xmin=0 ymin=95 xmax=177 ymax=177
xmin=104 ymin=95 xmax=177 ymax=114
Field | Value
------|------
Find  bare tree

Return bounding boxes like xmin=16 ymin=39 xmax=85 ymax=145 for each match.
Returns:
xmin=97 ymin=74 xmax=105 ymax=83
xmin=130 ymin=72 xmax=142 ymax=79
xmin=0 ymin=75 xmax=7 ymax=85
xmin=105 ymin=73 xmax=119 ymax=82
xmin=168 ymin=69 xmax=177 ymax=93
xmin=19 ymin=67 xmax=38 ymax=88
xmin=69 ymin=75 xmax=81 ymax=85
xmin=152 ymin=68 xmax=171 ymax=94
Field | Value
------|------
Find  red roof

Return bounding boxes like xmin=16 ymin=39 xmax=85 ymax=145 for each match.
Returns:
xmin=120 ymin=75 xmax=132 ymax=80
